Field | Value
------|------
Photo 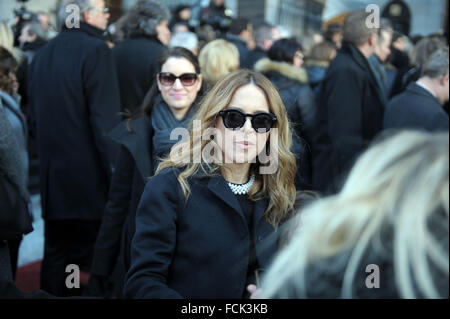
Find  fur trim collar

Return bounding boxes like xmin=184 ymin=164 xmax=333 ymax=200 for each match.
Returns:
xmin=254 ymin=58 xmax=309 ymax=84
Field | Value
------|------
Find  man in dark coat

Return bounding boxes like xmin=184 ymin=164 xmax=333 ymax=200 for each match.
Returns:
xmin=225 ymin=17 xmax=253 ymax=68
xmin=384 ymin=48 xmax=449 ymax=132
xmin=312 ymin=11 xmax=386 ymax=194
xmin=112 ymin=1 xmax=170 ymax=114
xmin=28 ymin=0 xmax=121 ymax=296
xmin=247 ymin=23 xmax=280 ymax=69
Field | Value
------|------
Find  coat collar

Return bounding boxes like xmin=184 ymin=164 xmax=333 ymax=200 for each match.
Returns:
xmin=254 ymin=58 xmax=309 ymax=84
xmin=341 ymin=40 xmax=386 ymax=107
xmin=205 ymin=172 xmax=268 ymax=225
xmin=108 ymin=117 xmax=152 ymax=179
xmin=407 ymin=82 xmax=441 ymax=105
xmin=62 ymin=22 xmax=109 ymax=42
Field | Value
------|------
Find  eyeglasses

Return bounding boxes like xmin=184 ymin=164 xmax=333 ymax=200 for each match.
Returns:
xmin=294 ymin=52 xmax=304 ymax=60
xmin=158 ymin=72 xmax=198 ymax=86
xmin=219 ymin=109 xmax=277 ymax=133
xmin=89 ymin=7 xmax=109 ymax=13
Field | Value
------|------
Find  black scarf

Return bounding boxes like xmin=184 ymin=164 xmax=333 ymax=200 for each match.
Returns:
xmin=151 ymin=96 xmax=197 ymax=170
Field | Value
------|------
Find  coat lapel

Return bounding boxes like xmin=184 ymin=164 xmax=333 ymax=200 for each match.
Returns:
xmin=108 ymin=117 xmax=153 ymax=180
xmin=207 ymin=175 xmax=245 ymax=220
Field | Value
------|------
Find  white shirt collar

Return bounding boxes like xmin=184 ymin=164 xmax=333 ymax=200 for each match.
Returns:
xmin=415 ymin=81 xmax=437 ymax=98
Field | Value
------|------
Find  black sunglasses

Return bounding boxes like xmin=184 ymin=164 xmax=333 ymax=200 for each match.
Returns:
xmin=158 ymin=72 xmax=198 ymax=86
xmin=218 ymin=109 xmax=277 ymax=133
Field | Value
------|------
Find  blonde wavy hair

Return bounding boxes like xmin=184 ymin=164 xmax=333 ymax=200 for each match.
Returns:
xmin=0 ymin=21 xmax=22 ymax=63
xmin=156 ymin=69 xmax=297 ymax=227
xmin=261 ymin=130 xmax=449 ymax=298
xmin=198 ymin=39 xmax=239 ymax=86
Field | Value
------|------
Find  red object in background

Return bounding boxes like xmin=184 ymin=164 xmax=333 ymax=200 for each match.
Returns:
xmin=15 ymin=260 xmax=90 ymax=293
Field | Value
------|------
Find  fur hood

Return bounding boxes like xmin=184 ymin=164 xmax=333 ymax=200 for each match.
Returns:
xmin=254 ymin=58 xmax=309 ymax=84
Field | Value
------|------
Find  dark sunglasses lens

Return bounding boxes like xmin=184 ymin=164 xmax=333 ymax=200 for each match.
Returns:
xmin=223 ymin=111 xmax=245 ymax=129
xmin=252 ymin=114 xmax=274 ymax=132
xmin=179 ymin=74 xmax=197 ymax=86
xmin=159 ymin=73 xmax=175 ymax=85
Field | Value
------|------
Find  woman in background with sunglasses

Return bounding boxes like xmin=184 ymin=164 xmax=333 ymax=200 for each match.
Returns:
xmin=124 ymin=69 xmax=297 ymax=298
xmin=87 ymin=47 xmax=205 ymax=298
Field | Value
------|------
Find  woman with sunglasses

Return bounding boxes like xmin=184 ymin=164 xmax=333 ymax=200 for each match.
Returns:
xmin=87 ymin=47 xmax=204 ymax=298
xmin=124 ymin=69 xmax=297 ymax=298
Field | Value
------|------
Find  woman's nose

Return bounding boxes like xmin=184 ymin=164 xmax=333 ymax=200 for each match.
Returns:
xmin=172 ymin=78 xmax=183 ymax=89
xmin=242 ymin=117 xmax=253 ymax=133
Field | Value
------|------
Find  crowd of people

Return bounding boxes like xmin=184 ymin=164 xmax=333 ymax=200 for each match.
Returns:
xmin=0 ymin=0 xmax=448 ymax=299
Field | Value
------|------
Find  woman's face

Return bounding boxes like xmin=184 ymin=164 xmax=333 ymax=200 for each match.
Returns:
xmin=216 ymin=84 xmax=272 ymax=165
xmin=157 ymin=57 xmax=202 ymax=114
xmin=293 ymin=50 xmax=304 ymax=67
xmin=156 ymin=19 xmax=171 ymax=46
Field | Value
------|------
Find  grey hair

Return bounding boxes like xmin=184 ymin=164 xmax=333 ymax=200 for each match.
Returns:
xmin=57 ymin=0 xmax=94 ymax=27
xmin=377 ymin=18 xmax=393 ymax=45
xmin=254 ymin=23 xmax=274 ymax=50
xmin=343 ymin=11 xmax=378 ymax=46
xmin=118 ymin=0 xmax=170 ymax=40
xmin=421 ymin=48 xmax=449 ymax=79
xmin=169 ymin=32 xmax=198 ymax=53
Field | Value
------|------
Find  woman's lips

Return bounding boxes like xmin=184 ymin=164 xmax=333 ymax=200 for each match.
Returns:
xmin=236 ymin=141 xmax=254 ymax=150
xmin=171 ymin=94 xmax=184 ymax=99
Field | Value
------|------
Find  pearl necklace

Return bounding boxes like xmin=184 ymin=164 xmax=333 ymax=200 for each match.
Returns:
xmin=228 ymin=175 xmax=255 ymax=195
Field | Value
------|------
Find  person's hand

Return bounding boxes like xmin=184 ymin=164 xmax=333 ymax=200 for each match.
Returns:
xmin=247 ymin=284 xmax=261 ymax=299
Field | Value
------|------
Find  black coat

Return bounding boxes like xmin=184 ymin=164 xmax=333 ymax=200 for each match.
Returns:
xmin=255 ymin=58 xmax=315 ymax=189
xmin=28 ymin=22 xmax=121 ymax=220
xmin=112 ymin=37 xmax=166 ymax=114
xmin=383 ymin=82 xmax=449 ymax=132
xmin=89 ymin=117 xmax=152 ymax=297
xmin=225 ymin=34 xmax=250 ymax=68
xmin=124 ymin=167 xmax=280 ymax=298
xmin=312 ymin=41 xmax=385 ymax=193
xmin=247 ymin=47 xmax=267 ymax=69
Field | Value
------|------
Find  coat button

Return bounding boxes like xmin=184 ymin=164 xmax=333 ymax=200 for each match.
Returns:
xmin=258 ymin=235 xmax=264 ymax=242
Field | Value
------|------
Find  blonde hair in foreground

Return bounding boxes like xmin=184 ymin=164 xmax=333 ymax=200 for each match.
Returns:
xmin=261 ymin=131 xmax=449 ymax=298
xmin=156 ymin=69 xmax=297 ymax=227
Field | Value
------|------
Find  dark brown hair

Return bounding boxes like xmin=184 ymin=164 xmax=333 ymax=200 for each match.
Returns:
xmin=0 ymin=47 xmax=18 ymax=94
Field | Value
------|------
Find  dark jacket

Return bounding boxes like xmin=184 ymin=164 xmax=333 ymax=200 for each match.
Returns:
xmin=89 ymin=117 xmax=152 ymax=297
xmin=0 ymin=102 xmax=32 ymax=241
xmin=255 ymin=58 xmax=315 ymax=189
xmin=28 ymin=22 xmax=121 ymax=220
xmin=312 ymin=41 xmax=386 ymax=193
xmin=16 ymin=37 xmax=47 ymax=114
xmin=89 ymin=97 xmax=199 ymax=297
xmin=225 ymin=33 xmax=250 ymax=68
xmin=124 ymin=167 xmax=280 ymax=298
xmin=112 ymin=37 xmax=166 ymax=114
xmin=305 ymin=60 xmax=329 ymax=97
xmin=384 ymin=82 xmax=449 ymax=132
xmin=247 ymin=47 xmax=267 ymax=70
